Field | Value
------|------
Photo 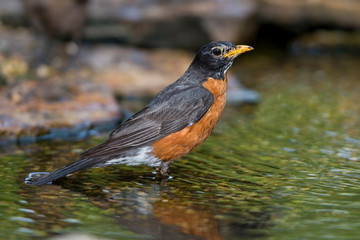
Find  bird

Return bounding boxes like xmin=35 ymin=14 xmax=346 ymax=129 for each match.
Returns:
xmin=31 ymin=41 xmax=253 ymax=185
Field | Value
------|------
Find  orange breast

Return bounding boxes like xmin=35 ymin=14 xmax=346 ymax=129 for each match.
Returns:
xmin=151 ymin=76 xmax=227 ymax=161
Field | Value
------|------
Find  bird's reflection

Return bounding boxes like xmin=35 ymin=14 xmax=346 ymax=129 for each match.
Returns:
xmin=21 ymin=172 xmax=223 ymax=240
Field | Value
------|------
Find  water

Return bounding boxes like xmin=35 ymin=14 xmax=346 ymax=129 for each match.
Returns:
xmin=0 ymin=54 xmax=360 ymax=240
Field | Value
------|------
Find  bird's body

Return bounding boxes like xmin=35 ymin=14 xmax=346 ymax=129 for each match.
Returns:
xmin=31 ymin=41 xmax=253 ymax=185
xmin=152 ymin=77 xmax=227 ymax=161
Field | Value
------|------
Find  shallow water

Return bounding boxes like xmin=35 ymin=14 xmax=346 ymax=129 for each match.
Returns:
xmin=1 ymin=54 xmax=360 ymax=240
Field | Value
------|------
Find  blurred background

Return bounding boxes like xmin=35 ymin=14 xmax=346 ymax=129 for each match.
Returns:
xmin=1 ymin=1 xmax=360 ymax=240
xmin=0 ymin=0 xmax=359 ymax=140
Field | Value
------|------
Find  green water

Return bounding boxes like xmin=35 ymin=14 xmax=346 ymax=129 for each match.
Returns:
xmin=0 ymin=54 xmax=359 ymax=240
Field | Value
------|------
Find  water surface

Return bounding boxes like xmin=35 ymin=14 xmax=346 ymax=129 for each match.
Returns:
xmin=1 ymin=54 xmax=360 ymax=240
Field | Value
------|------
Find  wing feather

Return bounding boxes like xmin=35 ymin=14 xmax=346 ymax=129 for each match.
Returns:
xmin=81 ymin=86 xmax=214 ymax=160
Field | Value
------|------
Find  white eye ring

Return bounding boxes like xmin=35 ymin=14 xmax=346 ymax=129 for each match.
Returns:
xmin=211 ymin=47 xmax=223 ymax=56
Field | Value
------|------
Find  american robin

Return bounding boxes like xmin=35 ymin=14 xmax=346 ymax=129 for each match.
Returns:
xmin=31 ymin=41 xmax=253 ymax=185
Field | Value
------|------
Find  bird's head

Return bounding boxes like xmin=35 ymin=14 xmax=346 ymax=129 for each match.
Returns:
xmin=189 ymin=41 xmax=253 ymax=80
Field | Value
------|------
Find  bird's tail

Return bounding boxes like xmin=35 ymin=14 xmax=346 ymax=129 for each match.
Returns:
xmin=30 ymin=158 xmax=96 ymax=185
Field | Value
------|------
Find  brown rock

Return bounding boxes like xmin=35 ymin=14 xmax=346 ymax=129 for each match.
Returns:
xmin=2 ymin=0 xmax=360 ymax=48
xmin=81 ymin=45 xmax=193 ymax=95
xmin=86 ymin=0 xmax=257 ymax=48
xmin=21 ymin=0 xmax=88 ymax=40
xmin=259 ymin=0 xmax=360 ymax=28
xmin=0 ymin=73 xmax=120 ymax=142
xmin=290 ymin=30 xmax=360 ymax=56
xmin=20 ymin=0 xmax=89 ymax=66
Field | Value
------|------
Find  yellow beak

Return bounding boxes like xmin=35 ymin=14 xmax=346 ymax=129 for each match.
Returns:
xmin=224 ymin=45 xmax=254 ymax=58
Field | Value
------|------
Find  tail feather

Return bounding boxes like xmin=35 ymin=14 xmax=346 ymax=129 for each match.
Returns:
xmin=31 ymin=158 xmax=96 ymax=185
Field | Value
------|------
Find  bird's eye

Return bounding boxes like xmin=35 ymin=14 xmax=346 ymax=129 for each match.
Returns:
xmin=211 ymin=47 xmax=223 ymax=56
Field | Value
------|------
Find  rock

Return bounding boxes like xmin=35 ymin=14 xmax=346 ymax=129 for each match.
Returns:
xmin=0 ymin=22 xmax=33 ymax=59
xmin=0 ymin=0 xmax=23 ymax=25
xmin=20 ymin=0 xmax=89 ymax=66
xmin=259 ymin=0 xmax=360 ymax=29
xmin=83 ymin=0 xmax=258 ymax=48
xmin=226 ymin=75 xmax=260 ymax=104
xmin=0 ymin=70 xmax=120 ymax=143
xmin=81 ymin=45 xmax=192 ymax=95
xmin=290 ymin=30 xmax=360 ymax=56
xmin=2 ymin=0 xmax=360 ymax=48
xmin=2 ymin=0 xmax=257 ymax=48
xmin=21 ymin=0 xmax=88 ymax=41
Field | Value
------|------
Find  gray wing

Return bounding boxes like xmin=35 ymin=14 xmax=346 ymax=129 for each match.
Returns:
xmin=81 ymin=86 xmax=214 ymax=159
